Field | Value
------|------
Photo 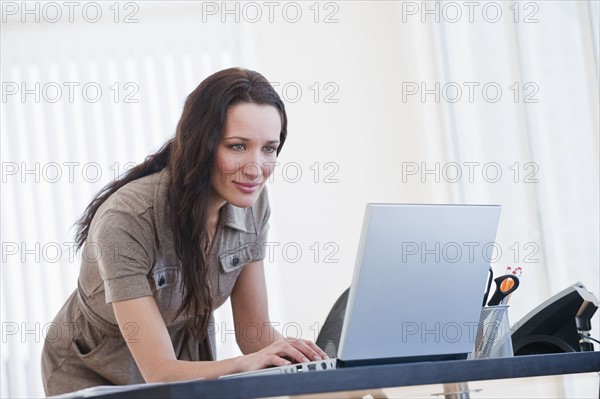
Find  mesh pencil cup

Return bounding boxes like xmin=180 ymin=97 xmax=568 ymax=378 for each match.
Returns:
xmin=468 ymin=305 xmax=514 ymax=359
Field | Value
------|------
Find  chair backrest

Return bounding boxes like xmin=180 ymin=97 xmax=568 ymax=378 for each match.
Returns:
xmin=316 ymin=287 xmax=350 ymax=358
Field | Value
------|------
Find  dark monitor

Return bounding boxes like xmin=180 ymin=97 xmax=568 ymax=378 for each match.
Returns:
xmin=511 ymin=282 xmax=599 ymax=355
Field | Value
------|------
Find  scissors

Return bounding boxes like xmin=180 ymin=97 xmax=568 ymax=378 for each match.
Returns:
xmin=486 ymin=274 xmax=520 ymax=306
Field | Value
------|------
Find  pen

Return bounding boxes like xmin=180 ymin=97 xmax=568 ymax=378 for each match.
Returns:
xmin=504 ymin=267 xmax=523 ymax=304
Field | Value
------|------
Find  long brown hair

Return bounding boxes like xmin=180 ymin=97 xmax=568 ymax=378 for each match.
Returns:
xmin=75 ymin=68 xmax=288 ymax=337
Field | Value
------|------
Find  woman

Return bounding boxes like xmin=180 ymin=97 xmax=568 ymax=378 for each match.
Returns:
xmin=41 ymin=68 xmax=327 ymax=396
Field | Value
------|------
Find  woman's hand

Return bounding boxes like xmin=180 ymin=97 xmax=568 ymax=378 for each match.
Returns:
xmin=236 ymin=337 xmax=329 ymax=372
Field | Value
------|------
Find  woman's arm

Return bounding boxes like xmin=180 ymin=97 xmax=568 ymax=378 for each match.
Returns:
xmin=113 ymin=296 xmax=242 ymax=382
xmin=230 ymin=261 xmax=328 ymax=361
xmin=113 ymin=290 xmax=326 ymax=382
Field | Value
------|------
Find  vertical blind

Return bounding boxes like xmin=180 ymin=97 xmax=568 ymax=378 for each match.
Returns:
xmin=1 ymin=10 xmax=242 ymax=397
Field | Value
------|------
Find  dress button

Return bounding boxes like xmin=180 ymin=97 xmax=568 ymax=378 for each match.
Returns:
xmin=232 ymin=257 xmax=240 ymax=267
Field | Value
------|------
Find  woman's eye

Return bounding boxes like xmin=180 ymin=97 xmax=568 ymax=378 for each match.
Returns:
xmin=231 ymin=144 xmax=245 ymax=151
xmin=264 ymin=146 xmax=277 ymax=154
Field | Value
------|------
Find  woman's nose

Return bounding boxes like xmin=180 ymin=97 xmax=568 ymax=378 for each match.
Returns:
xmin=241 ymin=153 xmax=264 ymax=181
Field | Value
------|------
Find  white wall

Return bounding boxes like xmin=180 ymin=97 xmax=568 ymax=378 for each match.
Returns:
xmin=1 ymin=1 xmax=598 ymax=398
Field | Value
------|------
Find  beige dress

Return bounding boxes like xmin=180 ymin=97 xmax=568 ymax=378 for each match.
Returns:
xmin=41 ymin=168 xmax=270 ymax=396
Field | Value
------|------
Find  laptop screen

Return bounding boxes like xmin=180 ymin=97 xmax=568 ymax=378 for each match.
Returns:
xmin=337 ymin=204 xmax=501 ymax=364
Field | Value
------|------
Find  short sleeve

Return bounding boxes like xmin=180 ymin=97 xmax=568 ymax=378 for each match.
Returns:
xmin=87 ymin=210 xmax=156 ymax=303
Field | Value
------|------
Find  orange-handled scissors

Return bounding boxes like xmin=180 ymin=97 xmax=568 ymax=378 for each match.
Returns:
xmin=487 ymin=274 xmax=520 ymax=306
xmin=500 ymin=276 xmax=515 ymax=292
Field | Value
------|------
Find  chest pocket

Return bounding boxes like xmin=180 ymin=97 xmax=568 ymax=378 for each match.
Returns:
xmin=217 ymin=243 xmax=257 ymax=297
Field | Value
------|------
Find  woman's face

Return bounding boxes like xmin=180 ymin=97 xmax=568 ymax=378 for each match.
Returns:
xmin=210 ymin=102 xmax=282 ymax=210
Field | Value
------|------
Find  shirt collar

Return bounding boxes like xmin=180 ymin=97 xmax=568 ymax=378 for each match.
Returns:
xmin=220 ymin=203 xmax=257 ymax=234
xmin=160 ymin=168 xmax=258 ymax=235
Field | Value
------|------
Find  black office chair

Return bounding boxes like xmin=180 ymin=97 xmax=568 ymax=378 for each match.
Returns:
xmin=316 ymin=287 xmax=350 ymax=358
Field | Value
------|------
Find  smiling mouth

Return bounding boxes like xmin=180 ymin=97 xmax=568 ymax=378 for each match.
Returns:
xmin=233 ymin=181 xmax=261 ymax=193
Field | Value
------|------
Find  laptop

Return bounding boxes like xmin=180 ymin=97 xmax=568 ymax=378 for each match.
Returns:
xmin=220 ymin=203 xmax=501 ymax=378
